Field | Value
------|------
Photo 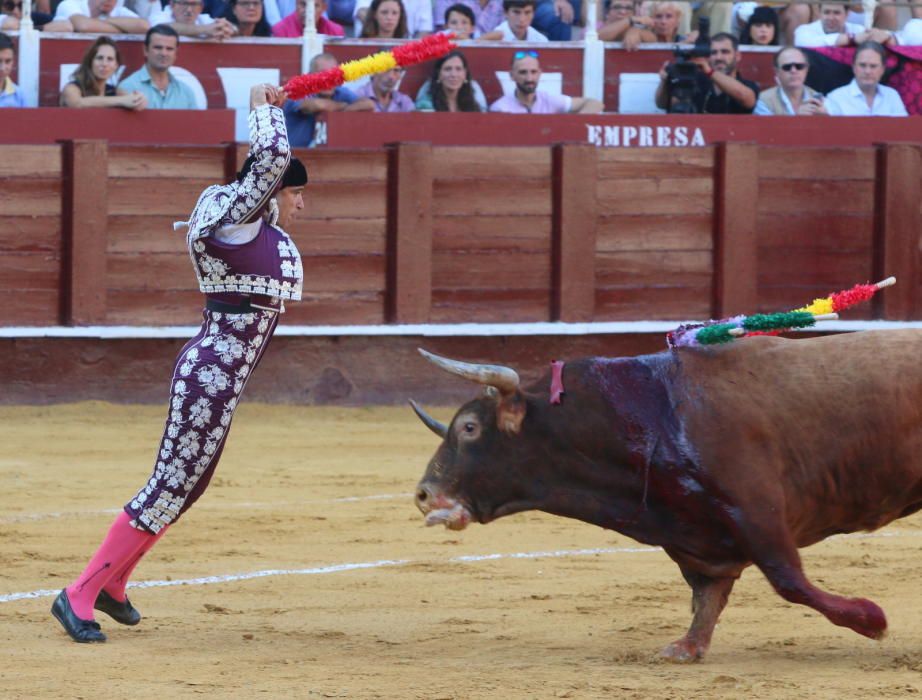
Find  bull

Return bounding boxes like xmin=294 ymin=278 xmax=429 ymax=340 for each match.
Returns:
xmin=411 ymin=330 xmax=922 ymax=661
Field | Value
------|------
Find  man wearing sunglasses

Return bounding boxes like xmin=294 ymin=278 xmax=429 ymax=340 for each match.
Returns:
xmin=0 ymin=0 xmax=73 ymax=30
xmin=655 ymin=32 xmax=758 ymax=114
xmin=755 ymin=47 xmax=827 ymax=115
xmin=490 ymin=50 xmax=604 ymax=113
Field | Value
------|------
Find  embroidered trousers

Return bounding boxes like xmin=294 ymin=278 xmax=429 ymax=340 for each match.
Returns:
xmin=125 ymin=308 xmax=279 ymax=534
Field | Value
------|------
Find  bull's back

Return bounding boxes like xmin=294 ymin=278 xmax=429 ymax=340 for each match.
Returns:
xmin=671 ymin=330 xmax=922 ymax=541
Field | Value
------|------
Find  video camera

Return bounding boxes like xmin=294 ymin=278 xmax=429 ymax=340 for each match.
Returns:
xmin=664 ymin=17 xmax=710 ymax=114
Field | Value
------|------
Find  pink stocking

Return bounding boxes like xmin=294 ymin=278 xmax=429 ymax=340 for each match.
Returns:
xmin=102 ymin=525 xmax=169 ymax=602
xmin=65 ymin=511 xmax=151 ymax=620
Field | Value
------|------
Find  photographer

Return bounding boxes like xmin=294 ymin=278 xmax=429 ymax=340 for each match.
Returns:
xmin=655 ymin=32 xmax=758 ymax=114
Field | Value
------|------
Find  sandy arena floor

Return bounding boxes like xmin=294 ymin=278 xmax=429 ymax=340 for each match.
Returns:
xmin=1 ymin=402 xmax=921 ymax=699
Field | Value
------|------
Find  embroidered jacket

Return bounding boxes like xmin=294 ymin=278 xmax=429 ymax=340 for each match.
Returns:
xmin=176 ymin=103 xmax=303 ymax=301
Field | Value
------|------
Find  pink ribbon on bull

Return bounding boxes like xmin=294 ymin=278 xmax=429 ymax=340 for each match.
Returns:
xmin=550 ymin=360 xmax=565 ymax=405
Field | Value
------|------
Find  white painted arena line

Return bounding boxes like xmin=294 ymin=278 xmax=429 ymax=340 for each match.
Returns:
xmin=2 ymin=531 xmax=921 ymax=605
xmin=0 ymin=493 xmax=413 ymax=524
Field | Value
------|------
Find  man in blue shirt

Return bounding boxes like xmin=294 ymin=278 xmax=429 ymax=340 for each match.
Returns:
xmin=282 ymin=53 xmax=373 ymax=147
xmin=118 ymin=25 xmax=198 ymax=109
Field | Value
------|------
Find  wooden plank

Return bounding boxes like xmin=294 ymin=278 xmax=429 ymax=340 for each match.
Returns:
xmin=433 ymin=215 xmax=551 ymax=244
xmin=62 ymin=140 xmax=107 ymax=325
xmin=0 ymin=252 xmax=61 ymax=290
xmin=874 ymin=144 xmax=921 ymax=320
xmin=714 ymin=142 xmax=758 ymax=318
xmin=595 ymin=250 xmax=712 ymax=287
xmin=108 ymin=216 xmax=194 ymax=254
xmin=0 ymin=179 xmax=62 ymax=216
xmin=107 ymin=178 xmax=219 ymax=216
xmin=432 ymin=146 xmax=550 ymax=179
xmin=433 ymin=179 xmax=551 ymax=216
xmin=595 ymin=286 xmax=711 ymax=321
xmin=107 ymin=146 xmax=226 ymax=179
xmin=105 ymin=289 xmax=205 ymax=325
xmin=386 ymin=142 xmax=432 ymax=324
xmin=300 ymin=150 xmax=389 ymax=182
xmin=432 ymin=251 xmax=550 ymax=290
xmin=287 ymin=292 xmax=386 ymax=325
xmin=430 ymin=289 xmax=550 ymax=323
xmin=302 ymin=181 xmax=388 ymax=219
xmin=756 ymin=213 xmax=873 ymax=250
xmin=110 ymin=253 xmax=386 ymax=294
xmin=0 ymin=145 xmax=62 ymax=177
xmin=757 ymin=250 xmax=872 ymax=287
xmin=596 ymin=214 xmax=712 ymax=252
xmin=596 ymin=178 xmax=713 ymax=216
xmin=0 ymin=290 xmax=61 ymax=326
xmin=596 ymin=146 xmax=715 ymax=179
xmin=758 ymin=147 xmax=876 ymax=181
xmin=0 ymin=217 xmax=62 ymax=252
xmin=552 ymin=143 xmax=597 ymax=322
xmin=757 ymin=179 xmax=875 ymax=214
xmin=288 ymin=219 xmax=386 ymax=255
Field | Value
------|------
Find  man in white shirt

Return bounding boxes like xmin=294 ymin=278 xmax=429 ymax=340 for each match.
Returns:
xmin=825 ymin=41 xmax=908 ymax=116
xmin=53 ymin=0 xmax=150 ymax=32
xmin=479 ymin=0 xmax=548 ymax=41
xmin=793 ymin=2 xmax=892 ymax=48
xmin=150 ymin=0 xmax=236 ymax=38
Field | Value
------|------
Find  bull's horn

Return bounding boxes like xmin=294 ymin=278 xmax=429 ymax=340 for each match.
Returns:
xmin=418 ymin=348 xmax=520 ymax=395
xmin=408 ymin=399 xmax=447 ymax=438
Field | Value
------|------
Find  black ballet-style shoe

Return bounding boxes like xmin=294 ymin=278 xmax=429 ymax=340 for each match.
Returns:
xmin=94 ymin=589 xmax=142 ymax=626
xmin=51 ymin=590 xmax=107 ymax=643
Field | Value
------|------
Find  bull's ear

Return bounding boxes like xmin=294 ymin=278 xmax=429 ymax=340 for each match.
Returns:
xmin=497 ymin=391 xmax=526 ymax=435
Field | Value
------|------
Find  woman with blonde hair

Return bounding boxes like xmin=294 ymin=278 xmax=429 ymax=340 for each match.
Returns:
xmin=60 ymin=36 xmax=146 ymax=110
xmin=622 ymin=0 xmax=697 ymax=51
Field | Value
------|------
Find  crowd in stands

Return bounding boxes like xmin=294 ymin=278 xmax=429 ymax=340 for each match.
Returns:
xmin=0 ymin=0 xmax=917 ymax=129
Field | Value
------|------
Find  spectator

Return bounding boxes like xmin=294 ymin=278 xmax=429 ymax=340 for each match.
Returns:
xmin=740 ymin=6 xmax=779 ymax=46
xmin=150 ymin=0 xmax=237 ymax=38
xmin=490 ymin=50 xmax=604 ymax=113
xmin=655 ymin=32 xmax=758 ymax=113
xmin=356 ymin=66 xmax=414 ymax=111
xmin=358 ymin=0 xmax=408 ymax=37
xmin=794 ymin=3 xmax=892 ymax=48
xmin=60 ymin=36 xmax=147 ymax=109
xmin=0 ymin=31 xmax=24 ymax=107
xmin=733 ymin=1 xmax=809 ymax=46
xmin=118 ymin=25 xmax=198 ymax=109
xmin=283 ymin=53 xmax=373 ymax=146
xmin=755 ymin=46 xmax=826 ymax=115
xmin=222 ymin=0 xmax=272 ymax=35
xmin=442 ymin=2 xmax=475 ymax=38
xmin=1 ymin=0 xmax=73 ymax=31
xmin=53 ymin=0 xmax=150 ymax=33
xmin=622 ymin=1 xmax=697 ymax=51
xmin=356 ymin=0 xmax=430 ymax=37
xmin=434 ymin=0 xmax=503 ymax=36
xmin=897 ymin=18 xmax=922 ymax=46
xmin=825 ymin=41 xmax=907 ymax=116
xmin=415 ymin=50 xmax=485 ymax=111
xmin=273 ymin=0 xmax=344 ymax=35
xmin=598 ymin=0 xmax=648 ymax=42
xmin=479 ymin=0 xmax=548 ymax=41
xmin=530 ymin=0 xmax=578 ymax=41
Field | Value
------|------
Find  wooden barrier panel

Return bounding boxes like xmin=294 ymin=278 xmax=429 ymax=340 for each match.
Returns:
xmin=2 ymin=139 xmax=922 ymax=328
xmin=0 ymin=144 xmax=63 ymax=325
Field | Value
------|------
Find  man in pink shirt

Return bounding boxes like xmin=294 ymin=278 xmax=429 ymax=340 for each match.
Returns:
xmin=489 ymin=50 xmax=604 ymax=114
xmin=272 ymin=0 xmax=344 ymax=36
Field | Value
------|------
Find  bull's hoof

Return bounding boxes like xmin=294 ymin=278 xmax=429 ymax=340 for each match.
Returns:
xmin=660 ymin=639 xmax=704 ymax=663
xmin=851 ymin=598 xmax=888 ymax=640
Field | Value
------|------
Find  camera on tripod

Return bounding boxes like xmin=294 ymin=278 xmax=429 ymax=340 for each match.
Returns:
xmin=664 ymin=17 xmax=711 ymax=114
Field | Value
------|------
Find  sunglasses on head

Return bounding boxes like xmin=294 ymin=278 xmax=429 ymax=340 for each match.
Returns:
xmin=514 ymin=50 xmax=539 ymax=60
xmin=2 ymin=1 xmax=23 ymax=9
xmin=780 ymin=62 xmax=807 ymax=72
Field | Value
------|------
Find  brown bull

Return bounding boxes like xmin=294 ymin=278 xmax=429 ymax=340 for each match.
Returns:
xmin=411 ymin=330 xmax=922 ymax=661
